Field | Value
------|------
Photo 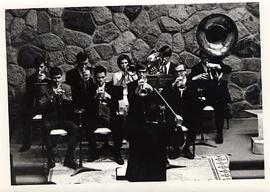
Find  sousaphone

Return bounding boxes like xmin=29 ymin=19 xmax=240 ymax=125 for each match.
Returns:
xmin=196 ymin=14 xmax=238 ymax=57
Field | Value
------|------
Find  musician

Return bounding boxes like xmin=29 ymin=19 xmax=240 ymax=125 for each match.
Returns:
xmin=158 ymin=45 xmax=177 ymax=75
xmin=35 ymin=67 xmax=78 ymax=169
xmin=189 ymin=51 xmax=232 ymax=144
xmin=87 ymin=65 xmax=123 ymax=164
xmin=66 ymin=51 xmax=95 ymax=112
xmin=110 ymin=55 xmax=137 ymax=165
xmin=20 ymin=56 xmax=51 ymax=152
xmin=126 ymin=64 xmax=167 ymax=182
xmin=162 ymin=64 xmax=199 ymax=159
xmin=65 ymin=51 xmax=96 ymax=161
xmin=146 ymin=45 xmax=176 ymax=75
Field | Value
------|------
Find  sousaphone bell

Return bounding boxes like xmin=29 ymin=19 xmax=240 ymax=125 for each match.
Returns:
xmin=196 ymin=13 xmax=238 ymax=57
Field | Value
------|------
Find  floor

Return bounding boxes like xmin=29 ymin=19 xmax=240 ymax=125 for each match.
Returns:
xmin=10 ymin=117 xmax=264 ymax=184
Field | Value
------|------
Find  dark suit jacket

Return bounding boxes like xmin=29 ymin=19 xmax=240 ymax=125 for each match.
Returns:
xmin=25 ymin=71 xmax=50 ymax=108
xmin=161 ymin=83 xmax=198 ymax=125
xmin=189 ymin=62 xmax=232 ymax=103
xmin=36 ymin=83 xmax=73 ymax=121
xmin=167 ymin=62 xmax=177 ymax=75
xmin=66 ymin=67 xmax=95 ymax=114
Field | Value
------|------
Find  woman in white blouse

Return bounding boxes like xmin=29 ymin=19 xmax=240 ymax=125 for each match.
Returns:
xmin=110 ymin=54 xmax=137 ymax=164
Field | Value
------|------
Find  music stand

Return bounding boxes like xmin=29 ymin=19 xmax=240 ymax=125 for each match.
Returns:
xmin=71 ymin=109 xmax=101 ymax=176
xmin=195 ymin=89 xmax=217 ymax=148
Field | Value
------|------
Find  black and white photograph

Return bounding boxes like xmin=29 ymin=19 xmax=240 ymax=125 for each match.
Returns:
xmin=1 ymin=0 xmax=270 ymax=191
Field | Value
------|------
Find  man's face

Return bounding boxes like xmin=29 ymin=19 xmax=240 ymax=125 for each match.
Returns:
xmin=78 ymin=58 xmax=89 ymax=71
xmin=51 ymin=74 xmax=62 ymax=86
xmin=96 ymin=72 xmax=106 ymax=86
xmin=162 ymin=56 xmax=170 ymax=64
xmin=38 ymin=63 xmax=46 ymax=73
xmin=137 ymin=70 xmax=146 ymax=79
xmin=175 ymin=65 xmax=186 ymax=79
xmin=176 ymin=70 xmax=186 ymax=79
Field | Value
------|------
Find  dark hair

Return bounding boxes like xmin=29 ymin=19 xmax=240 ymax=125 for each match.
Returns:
xmin=159 ymin=45 xmax=172 ymax=58
xmin=94 ymin=65 xmax=107 ymax=76
xmin=50 ymin=67 xmax=62 ymax=77
xmin=117 ymin=54 xmax=132 ymax=70
xmin=34 ymin=56 xmax=46 ymax=68
xmin=76 ymin=51 xmax=88 ymax=63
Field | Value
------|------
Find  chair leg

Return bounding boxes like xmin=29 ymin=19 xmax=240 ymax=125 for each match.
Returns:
xmin=192 ymin=141 xmax=195 ymax=157
xmin=226 ymin=117 xmax=230 ymax=130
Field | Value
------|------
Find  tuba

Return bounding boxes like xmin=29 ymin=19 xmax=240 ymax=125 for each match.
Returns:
xmin=196 ymin=13 xmax=238 ymax=57
xmin=196 ymin=14 xmax=238 ymax=82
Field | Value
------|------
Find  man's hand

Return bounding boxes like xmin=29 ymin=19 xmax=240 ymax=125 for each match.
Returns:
xmin=38 ymin=73 xmax=46 ymax=81
xmin=175 ymin=114 xmax=183 ymax=125
xmin=206 ymin=63 xmax=221 ymax=69
xmin=192 ymin=73 xmax=209 ymax=80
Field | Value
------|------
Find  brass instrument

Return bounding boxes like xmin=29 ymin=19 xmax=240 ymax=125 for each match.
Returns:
xmin=54 ymin=84 xmax=65 ymax=105
xmin=145 ymin=51 xmax=163 ymax=75
xmin=196 ymin=14 xmax=238 ymax=57
xmin=96 ymin=86 xmax=105 ymax=101
xmin=196 ymin=14 xmax=238 ymax=84
xmin=137 ymin=77 xmax=152 ymax=97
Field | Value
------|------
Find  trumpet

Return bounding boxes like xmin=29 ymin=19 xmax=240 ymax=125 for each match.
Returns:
xmin=54 ymin=85 xmax=65 ymax=105
xmin=96 ymin=86 xmax=105 ymax=100
xmin=136 ymin=78 xmax=153 ymax=97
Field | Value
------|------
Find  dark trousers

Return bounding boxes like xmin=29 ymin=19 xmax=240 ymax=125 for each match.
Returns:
xmin=86 ymin=114 xmax=124 ymax=157
xmin=110 ymin=114 xmax=125 ymax=155
xmin=22 ymin=112 xmax=33 ymax=147
xmin=42 ymin=120 xmax=78 ymax=160
xmin=198 ymin=100 xmax=226 ymax=135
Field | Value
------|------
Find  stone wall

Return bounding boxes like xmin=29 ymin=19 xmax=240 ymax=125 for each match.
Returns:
xmin=6 ymin=3 xmax=261 ymax=132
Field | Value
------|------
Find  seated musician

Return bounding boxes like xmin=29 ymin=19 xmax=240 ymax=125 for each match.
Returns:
xmin=20 ymin=56 xmax=51 ymax=152
xmin=88 ymin=65 xmax=124 ymax=164
xmin=162 ymin=64 xmax=199 ymax=159
xmin=126 ymin=64 xmax=167 ymax=182
xmin=189 ymin=51 xmax=232 ymax=144
xmin=110 ymin=54 xmax=137 ymax=165
xmin=35 ymin=67 xmax=78 ymax=169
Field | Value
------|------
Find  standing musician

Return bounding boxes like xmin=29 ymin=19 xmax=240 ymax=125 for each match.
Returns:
xmin=162 ymin=64 xmax=199 ymax=159
xmin=20 ymin=56 xmax=51 ymax=152
xmin=125 ymin=64 xmax=167 ymax=182
xmin=146 ymin=45 xmax=176 ymax=75
xmin=65 ymin=51 xmax=96 ymax=161
xmin=158 ymin=45 xmax=177 ymax=75
xmin=189 ymin=51 xmax=232 ymax=144
xmin=111 ymin=54 xmax=137 ymax=165
xmin=35 ymin=67 xmax=78 ymax=169
xmin=66 ymin=51 xmax=95 ymax=112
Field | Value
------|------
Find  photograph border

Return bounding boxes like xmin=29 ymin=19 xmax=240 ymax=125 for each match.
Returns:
xmin=1 ymin=0 xmax=270 ymax=191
